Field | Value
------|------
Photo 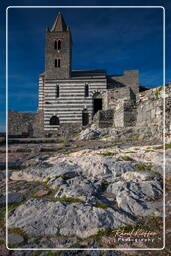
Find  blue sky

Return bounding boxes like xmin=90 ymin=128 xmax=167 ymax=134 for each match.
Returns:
xmin=0 ymin=0 xmax=171 ymax=132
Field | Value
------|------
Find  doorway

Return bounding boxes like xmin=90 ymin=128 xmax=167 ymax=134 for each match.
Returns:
xmin=93 ymin=98 xmax=102 ymax=115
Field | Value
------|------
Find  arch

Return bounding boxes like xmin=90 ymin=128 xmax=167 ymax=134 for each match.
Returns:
xmin=57 ymin=40 xmax=62 ymax=50
xmin=92 ymin=91 xmax=102 ymax=99
xmin=50 ymin=116 xmax=60 ymax=125
xmin=90 ymin=89 xmax=105 ymax=97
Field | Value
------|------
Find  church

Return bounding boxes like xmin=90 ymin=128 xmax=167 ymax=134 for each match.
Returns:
xmin=38 ymin=12 xmax=140 ymax=132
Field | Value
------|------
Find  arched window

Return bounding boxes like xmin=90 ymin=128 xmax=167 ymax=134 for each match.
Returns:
xmin=56 ymin=85 xmax=59 ymax=98
xmin=55 ymin=59 xmax=61 ymax=68
xmin=85 ymin=84 xmax=89 ymax=97
xmin=55 ymin=59 xmax=57 ymax=67
xmin=57 ymin=40 xmax=61 ymax=50
xmin=50 ymin=116 xmax=60 ymax=125
xmin=54 ymin=40 xmax=57 ymax=50
xmin=57 ymin=59 xmax=61 ymax=67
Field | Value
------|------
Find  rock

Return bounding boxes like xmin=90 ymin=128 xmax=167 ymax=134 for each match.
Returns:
xmin=11 ymin=154 xmax=138 ymax=182
xmin=79 ymin=128 xmax=108 ymax=140
xmin=48 ymin=176 xmax=67 ymax=189
xmin=11 ymin=160 xmax=81 ymax=182
xmin=50 ymin=236 xmax=77 ymax=248
xmin=34 ymin=189 xmax=49 ymax=197
xmin=107 ymin=180 xmax=162 ymax=217
xmin=54 ymin=176 xmax=98 ymax=203
xmin=121 ymin=171 xmax=156 ymax=181
xmin=8 ymin=233 xmax=24 ymax=245
xmin=8 ymin=198 xmax=134 ymax=239
xmin=0 ymin=192 xmax=23 ymax=206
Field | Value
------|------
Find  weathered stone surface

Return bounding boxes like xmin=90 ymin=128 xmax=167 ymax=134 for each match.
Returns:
xmin=11 ymin=161 xmax=80 ymax=182
xmin=8 ymin=198 xmax=134 ymax=239
xmin=34 ymin=189 xmax=49 ymax=197
xmin=107 ymin=179 xmax=162 ymax=217
xmin=0 ymin=192 xmax=23 ymax=206
xmin=8 ymin=233 xmax=24 ymax=245
xmin=121 ymin=171 xmax=156 ymax=181
xmin=79 ymin=128 xmax=108 ymax=140
xmin=48 ymin=176 xmax=67 ymax=189
xmin=54 ymin=176 xmax=98 ymax=203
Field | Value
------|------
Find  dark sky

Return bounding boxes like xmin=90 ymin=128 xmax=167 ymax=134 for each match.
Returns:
xmin=0 ymin=0 xmax=171 ymax=132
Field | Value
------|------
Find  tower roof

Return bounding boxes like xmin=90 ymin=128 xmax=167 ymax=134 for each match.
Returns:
xmin=51 ymin=12 xmax=67 ymax=32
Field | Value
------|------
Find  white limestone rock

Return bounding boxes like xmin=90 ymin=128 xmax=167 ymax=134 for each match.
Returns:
xmin=79 ymin=128 xmax=108 ymax=140
xmin=8 ymin=198 xmax=134 ymax=239
xmin=54 ymin=176 xmax=98 ymax=203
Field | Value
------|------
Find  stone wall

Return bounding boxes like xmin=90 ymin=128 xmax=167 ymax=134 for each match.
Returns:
xmin=103 ymin=87 xmax=130 ymax=110
xmin=113 ymin=100 xmax=136 ymax=128
xmin=8 ymin=111 xmax=44 ymax=137
xmin=136 ymin=83 xmax=171 ymax=138
xmin=94 ymin=109 xmax=114 ymax=128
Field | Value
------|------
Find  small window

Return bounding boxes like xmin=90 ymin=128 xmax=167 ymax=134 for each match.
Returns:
xmin=57 ymin=59 xmax=60 ymax=67
xmin=55 ymin=59 xmax=57 ymax=67
xmin=55 ymin=59 xmax=60 ymax=68
xmin=57 ymin=40 xmax=61 ymax=50
xmin=54 ymin=41 xmax=57 ymax=50
xmin=50 ymin=116 xmax=60 ymax=125
xmin=56 ymin=85 xmax=59 ymax=98
xmin=85 ymin=84 xmax=89 ymax=97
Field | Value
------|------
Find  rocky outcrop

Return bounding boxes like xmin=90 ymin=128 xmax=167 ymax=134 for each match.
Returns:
xmin=8 ymin=143 xmax=165 ymax=242
xmin=8 ymin=198 xmax=135 ymax=239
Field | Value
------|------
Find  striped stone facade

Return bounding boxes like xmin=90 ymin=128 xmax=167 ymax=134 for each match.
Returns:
xmin=38 ymin=75 xmax=107 ymax=131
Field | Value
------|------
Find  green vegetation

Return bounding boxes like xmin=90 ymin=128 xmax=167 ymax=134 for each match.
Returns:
xmin=125 ymin=151 xmax=136 ymax=154
xmin=8 ymin=227 xmax=27 ymax=237
xmin=135 ymin=163 xmax=153 ymax=171
xmin=135 ymin=163 xmax=146 ymax=171
xmin=60 ymin=175 xmax=72 ymax=180
xmin=118 ymin=156 xmax=135 ymax=161
xmin=0 ymin=239 xmax=4 ymax=245
xmin=94 ymin=202 xmax=110 ymax=209
xmin=155 ymin=143 xmax=171 ymax=150
xmin=98 ymin=152 xmax=118 ymax=156
xmin=32 ymin=251 xmax=44 ymax=256
xmin=54 ymin=195 xmax=85 ymax=204
xmin=144 ymin=149 xmax=154 ymax=152
xmin=155 ymin=86 xmax=163 ymax=99
xmin=101 ymin=180 xmax=111 ymax=191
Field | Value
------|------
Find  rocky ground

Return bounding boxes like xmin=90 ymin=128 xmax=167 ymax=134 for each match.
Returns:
xmin=0 ymin=128 xmax=171 ymax=255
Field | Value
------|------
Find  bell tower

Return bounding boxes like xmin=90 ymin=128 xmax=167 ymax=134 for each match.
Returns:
xmin=45 ymin=12 xmax=72 ymax=79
